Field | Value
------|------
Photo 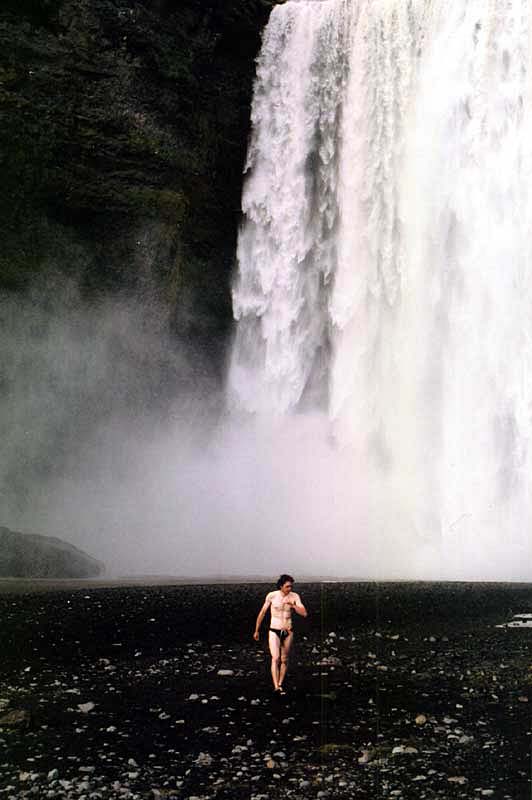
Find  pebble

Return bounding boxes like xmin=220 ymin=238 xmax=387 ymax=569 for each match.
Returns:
xmin=358 ymin=750 xmax=374 ymax=764
xmin=77 ymin=702 xmax=96 ymax=714
xmin=195 ymin=752 xmax=213 ymax=766
xmin=392 ymin=746 xmax=418 ymax=755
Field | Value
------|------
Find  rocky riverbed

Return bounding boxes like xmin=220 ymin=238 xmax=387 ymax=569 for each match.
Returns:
xmin=1 ymin=582 xmax=532 ymax=799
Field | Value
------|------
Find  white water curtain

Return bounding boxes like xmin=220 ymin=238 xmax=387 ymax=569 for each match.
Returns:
xmin=228 ymin=0 xmax=532 ymax=576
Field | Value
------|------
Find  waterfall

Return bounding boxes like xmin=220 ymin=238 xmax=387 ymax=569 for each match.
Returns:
xmin=228 ymin=0 xmax=532 ymax=577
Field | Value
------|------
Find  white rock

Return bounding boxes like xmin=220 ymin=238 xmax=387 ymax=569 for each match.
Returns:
xmin=392 ymin=745 xmax=418 ymax=755
xmin=195 ymin=752 xmax=213 ymax=766
xmin=77 ymin=702 xmax=95 ymax=714
xmin=217 ymin=670 xmax=235 ymax=676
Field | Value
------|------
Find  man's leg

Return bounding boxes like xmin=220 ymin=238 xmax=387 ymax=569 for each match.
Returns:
xmin=268 ymin=631 xmax=281 ymax=690
xmin=279 ymin=632 xmax=293 ymax=688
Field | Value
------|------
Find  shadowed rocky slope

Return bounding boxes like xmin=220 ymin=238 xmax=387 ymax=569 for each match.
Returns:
xmin=0 ymin=526 xmax=104 ymax=578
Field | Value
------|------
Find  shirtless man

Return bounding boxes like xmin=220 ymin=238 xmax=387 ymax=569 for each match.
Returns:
xmin=253 ymin=574 xmax=308 ymax=695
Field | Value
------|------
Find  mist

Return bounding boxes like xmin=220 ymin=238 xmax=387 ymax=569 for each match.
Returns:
xmin=1 ymin=277 xmax=530 ymax=582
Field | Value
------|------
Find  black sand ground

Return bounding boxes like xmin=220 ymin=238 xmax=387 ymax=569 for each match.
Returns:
xmin=1 ymin=582 xmax=532 ymax=799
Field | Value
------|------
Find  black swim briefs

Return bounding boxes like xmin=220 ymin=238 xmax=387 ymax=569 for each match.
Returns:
xmin=270 ymin=627 xmax=291 ymax=642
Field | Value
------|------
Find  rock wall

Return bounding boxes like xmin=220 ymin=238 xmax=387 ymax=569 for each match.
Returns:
xmin=0 ymin=0 xmax=275 ymax=364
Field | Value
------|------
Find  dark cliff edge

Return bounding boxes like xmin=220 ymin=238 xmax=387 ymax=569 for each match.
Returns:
xmin=0 ymin=526 xmax=105 ymax=578
xmin=0 ymin=0 xmax=277 ymax=364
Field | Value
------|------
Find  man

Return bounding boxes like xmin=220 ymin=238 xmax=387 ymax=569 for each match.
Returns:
xmin=253 ymin=574 xmax=308 ymax=694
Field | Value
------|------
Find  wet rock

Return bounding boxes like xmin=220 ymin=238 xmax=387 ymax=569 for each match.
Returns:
xmin=0 ymin=709 xmax=30 ymax=727
xmin=392 ymin=745 xmax=418 ymax=755
xmin=358 ymin=749 xmax=376 ymax=764
xmin=77 ymin=702 xmax=96 ymax=713
xmin=317 ymin=657 xmax=342 ymax=667
xmin=194 ymin=752 xmax=213 ymax=766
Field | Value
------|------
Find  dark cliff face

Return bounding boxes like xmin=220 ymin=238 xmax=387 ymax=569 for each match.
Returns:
xmin=0 ymin=0 xmax=274 ymax=363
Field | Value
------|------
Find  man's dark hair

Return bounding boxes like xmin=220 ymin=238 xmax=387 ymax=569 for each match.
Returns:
xmin=276 ymin=574 xmax=294 ymax=589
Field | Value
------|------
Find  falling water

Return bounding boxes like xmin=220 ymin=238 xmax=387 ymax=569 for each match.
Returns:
xmin=228 ymin=0 xmax=532 ymax=578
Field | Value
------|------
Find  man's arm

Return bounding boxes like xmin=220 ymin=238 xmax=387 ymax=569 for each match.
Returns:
xmin=253 ymin=594 xmax=272 ymax=640
xmin=292 ymin=593 xmax=308 ymax=618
